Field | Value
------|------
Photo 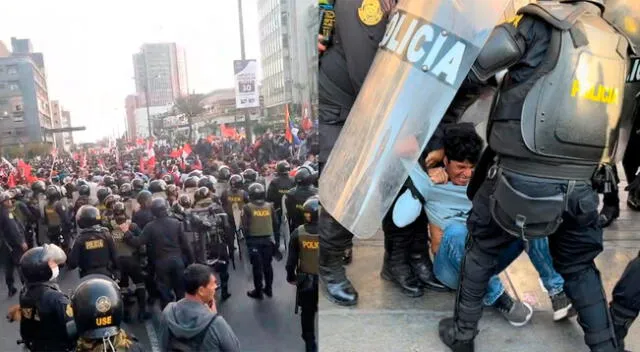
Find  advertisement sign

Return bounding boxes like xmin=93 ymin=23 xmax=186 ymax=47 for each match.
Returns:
xmin=233 ymin=59 xmax=259 ymax=109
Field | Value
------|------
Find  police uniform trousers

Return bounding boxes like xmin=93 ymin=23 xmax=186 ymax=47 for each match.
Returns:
xmin=610 ymin=251 xmax=640 ymax=348
xmin=208 ymin=240 xmax=230 ymax=293
xmin=155 ymin=256 xmax=185 ymax=309
xmin=2 ymin=244 xmax=24 ymax=289
xmin=318 ymin=162 xmax=354 ymax=262
xmin=47 ymin=226 xmax=70 ymax=252
xmin=623 ymin=120 xmax=640 ymax=184
xmin=248 ymin=238 xmax=274 ymax=292
xmin=454 ymin=175 xmax=616 ymax=350
xmin=118 ymin=256 xmax=145 ymax=288
xmin=299 ymin=275 xmax=319 ymax=343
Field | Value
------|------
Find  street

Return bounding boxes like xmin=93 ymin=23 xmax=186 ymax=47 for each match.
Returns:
xmin=0 ymin=249 xmax=305 ymax=352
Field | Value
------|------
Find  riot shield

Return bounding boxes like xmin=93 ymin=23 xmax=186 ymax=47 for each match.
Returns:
xmin=319 ymin=0 xmax=513 ymax=238
xmin=232 ymin=203 xmax=251 ymax=281
xmin=280 ymin=195 xmax=290 ymax=253
xmin=214 ymin=182 xmax=229 ymax=200
xmin=605 ymin=0 xmax=640 ymax=162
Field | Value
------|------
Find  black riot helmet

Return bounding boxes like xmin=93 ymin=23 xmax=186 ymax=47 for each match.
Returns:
xmin=276 ymin=160 xmax=291 ymax=175
xmin=150 ymin=198 xmax=169 ymax=218
xmin=194 ymin=187 xmax=211 ymax=203
xmin=218 ymin=166 xmax=231 ymax=181
xmin=45 ymin=185 xmax=62 ymax=201
xmin=119 ymin=183 xmax=132 ymax=197
xmin=76 ymin=205 xmax=102 ymax=229
xmin=197 ymin=176 xmax=216 ymax=192
xmin=184 ymin=176 xmax=200 ymax=189
xmin=149 ymin=179 xmax=167 ymax=193
xmin=162 ymin=174 xmax=174 ymax=185
xmin=178 ymin=194 xmax=192 ymax=208
xmin=188 ymin=170 xmax=203 ymax=178
xmin=302 ymin=196 xmax=320 ymax=225
xmin=559 ymin=0 xmax=604 ymax=11
xmin=295 ymin=166 xmax=317 ymax=186
xmin=112 ymin=202 xmax=126 ymax=217
xmin=63 ymin=183 xmax=76 ymax=199
xmin=70 ymin=277 xmax=123 ymax=339
xmin=104 ymin=194 xmax=121 ymax=210
xmin=136 ymin=190 xmax=153 ymax=208
xmin=131 ymin=178 xmax=145 ymax=192
xmin=172 ymin=203 xmax=185 ymax=216
xmin=76 ymin=179 xmax=89 ymax=188
xmin=102 ymin=175 xmax=115 ymax=187
xmin=248 ymin=183 xmax=266 ymax=201
xmin=97 ymin=187 xmax=112 ymax=204
xmin=0 ymin=191 xmax=13 ymax=203
xmin=166 ymin=184 xmax=179 ymax=198
xmin=78 ymin=184 xmax=91 ymax=197
xmin=19 ymin=244 xmax=67 ymax=283
xmin=108 ymin=184 xmax=119 ymax=196
xmin=31 ymin=180 xmax=46 ymax=194
xmin=242 ymin=168 xmax=258 ymax=183
xmin=229 ymin=174 xmax=243 ymax=190
xmin=10 ymin=187 xmax=23 ymax=200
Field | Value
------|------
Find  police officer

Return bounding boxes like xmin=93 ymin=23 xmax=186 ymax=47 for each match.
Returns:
xmin=221 ymin=174 xmax=249 ymax=225
xmin=16 ymin=244 xmax=75 ymax=351
xmin=267 ymin=160 xmax=296 ymax=253
xmin=438 ymin=1 xmax=627 ymax=350
xmin=125 ymin=198 xmax=194 ymax=309
xmin=73 ymin=184 xmax=94 ymax=219
xmin=242 ymin=183 xmax=278 ymax=299
xmin=131 ymin=178 xmax=145 ymax=196
xmin=197 ymin=175 xmax=220 ymax=204
xmin=189 ymin=187 xmax=233 ymax=301
xmin=286 ymin=196 xmax=320 ymax=352
xmin=119 ymin=182 xmax=137 ymax=218
xmin=166 ymin=184 xmax=179 ymax=206
xmin=131 ymin=190 xmax=154 ymax=230
xmin=43 ymin=185 xmax=72 ymax=251
xmin=11 ymin=187 xmax=39 ymax=249
xmin=241 ymin=168 xmax=261 ymax=192
xmin=149 ymin=179 xmax=167 ymax=200
xmin=106 ymin=202 xmax=150 ymax=322
xmin=69 ymin=277 xmax=145 ymax=352
xmin=96 ymin=186 xmax=112 ymax=214
xmin=0 ymin=191 xmax=28 ymax=296
xmin=285 ymin=166 xmax=319 ymax=233
xmin=30 ymin=180 xmax=47 ymax=247
xmin=68 ymin=205 xmax=119 ymax=278
xmin=183 ymin=175 xmax=200 ymax=203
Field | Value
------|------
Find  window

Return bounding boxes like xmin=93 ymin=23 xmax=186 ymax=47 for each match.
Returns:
xmin=8 ymin=81 xmax=19 ymax=91
xmin=7 ymin=65 xmax=17 ymax=75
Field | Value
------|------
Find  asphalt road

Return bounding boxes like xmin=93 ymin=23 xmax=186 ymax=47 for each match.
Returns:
xmin=0 ymin=248 xmax=306 ymax=352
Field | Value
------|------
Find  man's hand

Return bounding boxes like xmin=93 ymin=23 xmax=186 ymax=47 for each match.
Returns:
xmin=428 ymin=167 xmax=448 ymax=184
xmin=425 ymin=149 xmax=445 ymax=169
xmin=318 ymin=35 xmax=327 ymax=54
xmin=7 ymin=304 xmax=21 ymax=322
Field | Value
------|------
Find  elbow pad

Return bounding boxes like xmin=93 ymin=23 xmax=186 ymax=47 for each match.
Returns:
xmin=471 ymin=24 xmax=526 ymax=83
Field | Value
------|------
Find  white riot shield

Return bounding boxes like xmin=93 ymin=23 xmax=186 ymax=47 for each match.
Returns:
xmin=280 ymin=195 xmax=290 ymax=253
xmin=232 ymin=203 xmax=251 ymax=281
xmin=605 ymin=0 xmax=640 ymax=162
xmin=214 ymin=182 xmax=229 ymax=199
xmin=319 ymin=0 xmax=513 ymax=238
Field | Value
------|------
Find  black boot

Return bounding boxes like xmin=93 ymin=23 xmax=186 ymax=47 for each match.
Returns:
xmin=320 ymin=251 xmax=358 ymax=306
xmin=409 ymin=253 xmax=449 ymax=292
xmin=304 ymin=338 xmax=317 ymax=352
xmin=439 ymin=318 xmax=475 ymax=352
xmin=136 ymin=288 xmax=151 ymax=321
xmin=599 ymin=190 xmax=620 ymax=228
xmin=342 ymin=248 xmax=353 ymax=265
xmin=610 ymin=302 xmax=637 ymax=352
xmin=380 ymin=236 xmax=423 ymax=297
xmin=247 ymin=288 xmax=263 ymax=300
xmin=221 ymin=285 xmax=231 ymax=301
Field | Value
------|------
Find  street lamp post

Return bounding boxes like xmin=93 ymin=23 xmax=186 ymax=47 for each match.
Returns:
xmin=237 ymin=0 xmax=253 ymax=142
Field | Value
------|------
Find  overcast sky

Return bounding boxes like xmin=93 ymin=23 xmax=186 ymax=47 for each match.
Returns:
xmin=0 ymin=0 xmax=260 ymax=143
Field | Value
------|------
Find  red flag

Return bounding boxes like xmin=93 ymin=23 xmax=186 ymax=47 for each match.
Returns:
xmin=146 ymin=147 xmax=156 ymax=170
xmin=301 ymin=103 xmax=313 ymax=131
xmin=7 ymin=172 xmax=16 ymax=188
xmin=170 ymin=149 xmax=181 ymax=158
xmin=220 ymin=124 xmax=237 ymax=138
xmin=182 ymin=144 xmax=192 ymax=158
xmin=139 ymin=156 xmax=146 ymax=173
xmin=194 ymin=158 xmax=202 ymax=170
xmin=207 ymin=135 xmax=214 ymax=143
xmin=284 ymin=104 xmax=293 ymax=143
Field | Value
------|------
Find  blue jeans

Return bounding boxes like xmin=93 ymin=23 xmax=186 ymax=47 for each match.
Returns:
xmin=433 ymin=222 xmax=564 ymax=306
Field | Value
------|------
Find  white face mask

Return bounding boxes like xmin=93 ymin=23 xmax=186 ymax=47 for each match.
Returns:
xmin=50 ymin=266 xmax=60 ymax=281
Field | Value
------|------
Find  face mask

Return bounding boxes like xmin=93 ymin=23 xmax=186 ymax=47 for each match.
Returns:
xmin=50 ymin=266 xmax=60 ymax=281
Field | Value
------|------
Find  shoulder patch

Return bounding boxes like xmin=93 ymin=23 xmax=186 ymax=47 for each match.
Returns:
xmin=66 ymin=304 xmax=73 ymax=317
xmin=358 ymin=0 xmax=384 ymax=26
xmin=8 ymin=213 xmax=13 ymax=219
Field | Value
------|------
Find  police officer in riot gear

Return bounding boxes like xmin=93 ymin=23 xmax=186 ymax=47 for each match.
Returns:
xmin=16 ymin=244 xmax=75 ymax=351
xmin=286 ymin=166 xmax=319 ymax=233
xmin=120 ymin=182 xmax=136 ymax=218
xmin=197 ymin=175 xmax=220 ymax=204
xmin=102 ymin=194 xmax=121 ymax=222
xmin=125 ymin=198 xmax=194 ymax=309
xmin=149 ymin=179 xmax=167 ymax=200
xmin=241 ymin=168 xmax=260 ymax=192
xmin=183 ymin=175 xmax=200 ymax=203
xmin=0 ymin=191 xmax=28 ymax=296
xmin=106 ymin=202 xmax=150 ymax=322
xmin=69 ymin=277 xmax=145 ymax=352
xmin=44 ymin=185 xmax=72 ymax=251
xmin=73 ymin=184 xmax=95 ymax=219
xmin=131 ymin=190 xmax=154 ymax=230
xmin=166 ymin=184 xmax=179 ymax=206
xmin=286 ymin=196 xmax=320 ymax=352
xmin=242 ymin=183 xmax=278 ymax=299
xmin=438 ymin=1 xmax=628 ymax=351
xmin=218 ymin=165 xmax=232 ymax=182
xmin=131 ymin=178 xmax=145 ymax=195
xmin=68 ymin=205 xmax=119 ymax=278
xmin=189 ymin=187 xmax=233 ymax=301
xmin=267 ymin=160 xmax=296 ymax=252
xmin=96 ymin=186 xmax=112 ymax=216
xmin=30 ymin=181 xmax=47 ymax=247
xmin=11 ymin=187 xmax=39 ymax=249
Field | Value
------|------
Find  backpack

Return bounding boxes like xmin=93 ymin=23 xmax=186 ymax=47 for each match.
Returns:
xmin=168 ymin=315 xmax=218 ymax=352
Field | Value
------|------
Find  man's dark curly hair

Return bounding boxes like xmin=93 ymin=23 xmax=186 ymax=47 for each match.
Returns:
xmin=443 ymin=123 xmax=484 ymax=165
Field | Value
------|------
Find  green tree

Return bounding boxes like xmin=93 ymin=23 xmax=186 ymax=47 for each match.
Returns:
xmin=173 ymin=94 xmax=205 ymax=143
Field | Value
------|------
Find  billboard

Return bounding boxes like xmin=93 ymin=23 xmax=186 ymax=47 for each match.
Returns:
xmin=233 ymin=59 xmax=260 ymax=109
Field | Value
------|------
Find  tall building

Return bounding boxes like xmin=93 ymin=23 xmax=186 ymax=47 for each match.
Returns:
xmin=51 ymin=100 xmax=63 ymax=148
xmin=125 ymin=94 xmax=139 ymax=141
xmin=257 ymin=0 xmax=293 ymax=119
xmin=61 ymin=109 xmax=73 ymax=149
xmin=0 ymin=39 xmax=54 ymax=147
xmin=132 ymin=43 xmax=188 ymax=107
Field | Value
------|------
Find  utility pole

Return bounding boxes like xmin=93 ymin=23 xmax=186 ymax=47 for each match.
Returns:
xmin=237 ymin=0 xmax=253 ymax=142
xmin=143 ymin=51 xmax=154 ymax=139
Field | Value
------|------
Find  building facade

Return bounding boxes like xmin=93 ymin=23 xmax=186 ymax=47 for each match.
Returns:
xmin=133 ymin=43 xmax=188 ymax=108
xmin=125 ymin=94 xmax=139 ymax=141
xmin=61 ymin=109 xmax=73 ymax=149
xmin=0 ymin=39 xmax=53 ymax=147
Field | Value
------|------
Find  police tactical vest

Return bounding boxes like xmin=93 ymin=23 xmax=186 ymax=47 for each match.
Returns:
xmin=20 ymin=283 xmax=71 ymax=351
xmin=45 ymin=203 xmax=61 ymax=227
xmin=79 ymin=231 xmax=111 ymax=275
xmin=12 ymin=202 xmax=27 ymax=225
xmin=247 ymin=202 xmax=273 ymax=237
xmin=297 ymin=226 xmax=319 ymax=275
xmin=110 ymin=220 xmax=135 ymax=257
xmin=227 ymin=190 xmax=245 ymax=209
xmin=490 ymin=2 xmax=629 ymax=180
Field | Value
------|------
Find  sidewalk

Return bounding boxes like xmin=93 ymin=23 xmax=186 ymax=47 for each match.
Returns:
xmin=319 ymin=190 xmax=640 ymax=352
